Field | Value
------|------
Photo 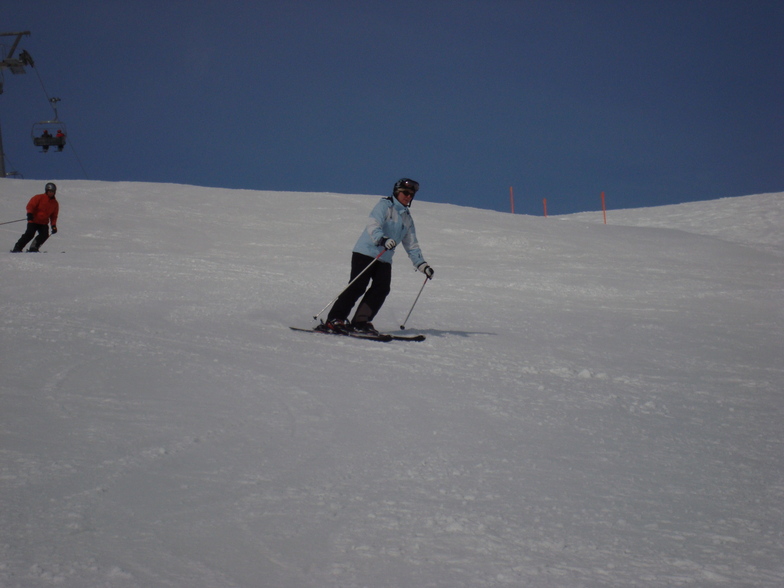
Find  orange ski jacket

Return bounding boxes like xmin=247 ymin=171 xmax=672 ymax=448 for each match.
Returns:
xmin=26 ymin=193 xmax=59 ymax=227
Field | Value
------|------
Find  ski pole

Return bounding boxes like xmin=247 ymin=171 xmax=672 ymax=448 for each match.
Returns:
xmin=0 ymin=218 xmax=27 ymax=226
xmin=400 ymin=274 xmax=429 ymax=330
xmin=313 ymin=248 xmax=388 ymax=321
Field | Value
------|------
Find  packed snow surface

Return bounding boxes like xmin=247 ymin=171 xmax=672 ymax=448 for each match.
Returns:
xmin=2 ymin=180 xmax=783 ymax=587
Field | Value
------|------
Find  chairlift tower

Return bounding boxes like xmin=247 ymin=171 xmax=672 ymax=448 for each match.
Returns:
xmin=0 ymin=30 xmax=33 ymax=178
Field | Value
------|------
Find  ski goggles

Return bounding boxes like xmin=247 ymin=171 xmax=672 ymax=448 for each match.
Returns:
xmin=395 ymin=178 xmax=419 ymax=196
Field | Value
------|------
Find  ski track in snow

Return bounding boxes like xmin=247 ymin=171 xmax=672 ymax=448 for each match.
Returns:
xmin=1 ymin=181 xmax=783 ymax=587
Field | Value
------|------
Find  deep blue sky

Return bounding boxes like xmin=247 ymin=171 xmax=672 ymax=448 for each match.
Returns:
xmin=2 ymin=1 xmax=782 ymax=214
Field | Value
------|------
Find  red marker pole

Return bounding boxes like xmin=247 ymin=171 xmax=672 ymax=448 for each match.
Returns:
xmin=543 ymin=198 xmax=548 ymax=218
xmin=601 ymin=191 xmax=607 ymax=224
xmin=509 ymin=186 xmax=515 ymax=214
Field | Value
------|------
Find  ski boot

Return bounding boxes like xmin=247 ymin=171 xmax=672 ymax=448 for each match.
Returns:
xmin=315 ymin=318 xmax=351 ymax=335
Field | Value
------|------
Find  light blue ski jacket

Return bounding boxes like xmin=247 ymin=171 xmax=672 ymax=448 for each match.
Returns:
xmin=353 ymin=196 xmax=426 ymax=268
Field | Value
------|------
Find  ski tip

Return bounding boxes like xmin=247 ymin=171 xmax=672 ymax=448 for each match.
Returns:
xmin=391 ymin=334 xmax=426 ymax=341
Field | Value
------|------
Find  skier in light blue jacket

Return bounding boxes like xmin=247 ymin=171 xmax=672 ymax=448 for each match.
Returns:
xmin=319 ymin=178 xmax=434 ymax=335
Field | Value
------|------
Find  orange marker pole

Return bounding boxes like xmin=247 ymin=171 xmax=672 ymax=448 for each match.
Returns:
xmin=509 ymin=186 xmax=515 ymax=214
xmin=601 ymin=191 xmax=607 ymax=224
xmin=543 ymin=198 xmax=548 ymax=217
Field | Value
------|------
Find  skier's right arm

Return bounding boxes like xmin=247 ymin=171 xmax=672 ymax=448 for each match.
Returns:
xmin=365 ymin=199 xmax=391 ymax=247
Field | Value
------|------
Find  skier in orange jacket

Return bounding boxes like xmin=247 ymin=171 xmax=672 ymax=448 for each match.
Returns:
xmin=12 ymin=182 xmax=59 ymax=252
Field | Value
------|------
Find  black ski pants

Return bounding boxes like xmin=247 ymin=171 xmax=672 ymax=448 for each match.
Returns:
xmin=328 ymin=252 xmax=392 ymax=324
xmin=14 ymin=223 xmax=49 ymax=252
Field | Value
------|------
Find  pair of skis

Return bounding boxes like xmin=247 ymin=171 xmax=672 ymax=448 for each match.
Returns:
xmin=289 ymin=326 xmax=425 ymax=343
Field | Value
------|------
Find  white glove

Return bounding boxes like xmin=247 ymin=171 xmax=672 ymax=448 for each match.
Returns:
xmin=418 ymin=263 xmax=434 ymax=279
xmin=383 ymin=238 xmax=397 ymax=250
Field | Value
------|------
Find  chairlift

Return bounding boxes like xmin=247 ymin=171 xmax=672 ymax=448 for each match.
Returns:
xmin=31 ymin=97 xmax=67 ymax=152
xmin=32 ymin=120 xmax=67 ymax=152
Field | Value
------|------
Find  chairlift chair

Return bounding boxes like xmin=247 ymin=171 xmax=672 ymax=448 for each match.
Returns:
xmin=31 ymin=97 xmax=67 ymax=152
xmin=32 ymin=120 xmax=67 ymax=152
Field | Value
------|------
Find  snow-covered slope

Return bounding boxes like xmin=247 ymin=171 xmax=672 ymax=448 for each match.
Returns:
xmin=2 ymin=180 xmax=782 ymax=587
xmin=560 ymin=191 xmax=784 ymax=256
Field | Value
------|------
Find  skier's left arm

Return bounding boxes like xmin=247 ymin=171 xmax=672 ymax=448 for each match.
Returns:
xmin=50 ymin=203 xmax=59 ymax=233
xmin=402 ymin=218 xmax=431 ymax=276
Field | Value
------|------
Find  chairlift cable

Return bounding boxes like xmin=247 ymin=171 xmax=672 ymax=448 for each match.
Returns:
xmin=31 ymin=65 xmax=58 ymax=118
xmin=66 ymin=137 xmax=89 ymax=179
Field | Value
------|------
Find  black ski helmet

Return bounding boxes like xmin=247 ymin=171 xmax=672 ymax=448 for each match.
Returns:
xmin=393 ymin=178 xmax=419 ymax=196
xmin=45 ymin=182 xmax=57 ymax=193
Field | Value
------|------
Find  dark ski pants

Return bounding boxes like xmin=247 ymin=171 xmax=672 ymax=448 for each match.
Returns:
xmin=13 ymin=223 xmax=49 ymax=252
xmin=328 ymin=252 xmax=392 ymax=324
